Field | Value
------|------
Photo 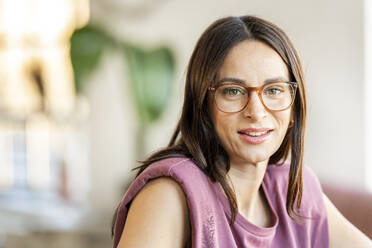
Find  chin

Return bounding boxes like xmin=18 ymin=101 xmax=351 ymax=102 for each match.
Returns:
xmin=234 ymin=151 xmax=270 ymax=165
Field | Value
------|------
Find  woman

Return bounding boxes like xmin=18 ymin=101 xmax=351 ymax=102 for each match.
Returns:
xmin=112 ymin=16 xmax=372 ymax=247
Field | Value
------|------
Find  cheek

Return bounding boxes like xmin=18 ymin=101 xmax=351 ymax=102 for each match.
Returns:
xmin=212 ymin=111 xmax=236 ymax=147
xmin=273 ymin=110 xmax=291 ymax=136
xmin=277 ymin=109 xmax=291 ymax=124
xmin=214 ymin=114 xmax=230 ymax=138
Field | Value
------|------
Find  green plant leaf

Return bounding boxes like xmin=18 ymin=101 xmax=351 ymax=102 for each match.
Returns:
xmin=70 ymin=26 xmax=109 ymax=93
xmin=123 ymin=44 xmax=175 ymax=125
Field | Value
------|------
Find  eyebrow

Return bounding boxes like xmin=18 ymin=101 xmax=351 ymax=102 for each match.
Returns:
xmin=216 ymin=76 xmax=288 ymax=85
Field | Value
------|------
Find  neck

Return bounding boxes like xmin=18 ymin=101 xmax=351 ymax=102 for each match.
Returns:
xmin=226 ymin=159 xmax=269 ymax=219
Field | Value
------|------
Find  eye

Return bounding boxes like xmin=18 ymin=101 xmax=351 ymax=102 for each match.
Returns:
xmin=264 ymin=86 xmax=284 ymax=96
xmin=221 ymin=87 xmax=245 ymax=96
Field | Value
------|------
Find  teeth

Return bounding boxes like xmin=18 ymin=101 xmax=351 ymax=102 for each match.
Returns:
xmin=243 ymin=130 xmax=270 ymax=136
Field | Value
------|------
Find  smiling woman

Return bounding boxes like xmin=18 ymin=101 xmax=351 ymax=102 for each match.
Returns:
xmin=209 ymin=40 xmax=294 ymax=168
xmin=112 ymin=16 xmax=372 ymax=248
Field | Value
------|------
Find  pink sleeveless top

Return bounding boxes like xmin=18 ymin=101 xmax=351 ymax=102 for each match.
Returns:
xmin=113 ymin=157 xmax=329 ymax=247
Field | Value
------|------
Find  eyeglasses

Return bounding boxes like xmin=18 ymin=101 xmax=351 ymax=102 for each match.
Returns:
xmin=208 ymin=81 xmax=298 ymax=113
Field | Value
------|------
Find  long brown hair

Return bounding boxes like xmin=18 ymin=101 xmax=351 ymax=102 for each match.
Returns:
xmin=112 ymin=15 xmax=307 ymax=236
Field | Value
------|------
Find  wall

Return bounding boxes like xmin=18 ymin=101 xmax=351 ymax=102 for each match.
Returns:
xmin=84 ymin=0 xmax=367 ymax=222
xmin=364 ymin=0 xmax=372 ymax=192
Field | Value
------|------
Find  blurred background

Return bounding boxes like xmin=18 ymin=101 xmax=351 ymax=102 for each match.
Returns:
xmin=0 ymin=0 xmax=371 ymax=247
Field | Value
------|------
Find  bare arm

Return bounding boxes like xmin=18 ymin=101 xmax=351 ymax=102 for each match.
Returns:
xmin=323 ymin=193 xmax=372 ymax=248
xmin=117 ymin=177 xmax=190 ymax=248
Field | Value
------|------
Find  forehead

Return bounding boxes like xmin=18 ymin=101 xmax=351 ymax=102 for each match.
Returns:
xmin=217 ymin=40 xmax=289 ymax=86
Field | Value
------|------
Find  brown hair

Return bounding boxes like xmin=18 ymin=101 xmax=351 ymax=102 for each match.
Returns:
xmin=112 ymin=15 xmax=307 ymax=236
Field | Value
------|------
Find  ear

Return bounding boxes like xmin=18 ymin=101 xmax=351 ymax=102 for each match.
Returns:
xmin=288 ymin=109 xmax=295 ymax=128
xmin=288 ymin=120 xmax=294 ymax=128
xmin=207 ymin=93 xmax=216 ymax=122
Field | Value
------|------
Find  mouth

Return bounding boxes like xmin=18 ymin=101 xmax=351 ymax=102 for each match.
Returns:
xmin=237 ymin=128 xmax=274 ymax=144
xmin=238 ymin=130 xmax=273 ymax=137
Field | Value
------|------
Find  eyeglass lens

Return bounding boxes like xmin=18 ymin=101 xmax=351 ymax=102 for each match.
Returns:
xmin=215 ymin=82 xmax=295 ymax=112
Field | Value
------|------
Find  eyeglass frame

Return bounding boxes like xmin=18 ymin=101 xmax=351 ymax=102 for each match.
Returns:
xmin=208 ymin=81 xmax=298 ymax=113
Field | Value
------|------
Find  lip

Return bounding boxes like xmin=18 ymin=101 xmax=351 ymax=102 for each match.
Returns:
xmin=239 ymin=127 xmax=274 ymax=133
xmin=238 ymin=128 xmax=274 ymax=145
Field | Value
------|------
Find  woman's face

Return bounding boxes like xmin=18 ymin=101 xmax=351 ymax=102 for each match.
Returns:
xmin=210 ymin=40 xmax=292 ymax=166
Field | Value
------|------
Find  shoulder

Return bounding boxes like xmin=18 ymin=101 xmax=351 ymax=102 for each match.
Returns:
xmin=139 ymin=157 xmax=211 ymax=194
xmin=114 ymin=157 xmax=217 ymax=248
xmin=136 ymin=176 xmax=188 ymax=203
xmin=117 ymin=177 xmax=190 ymax=248
xmin=138 ymin=157 xmax=201 ymax=180
xmin=141 ymin=157 xmax=193 ymax=175
xmin=266 ymin=162 xmax=325 ymax=210
xmin=131 ymin=177 xmax=189 ymax=218
xmin=266 ymin=162 xmax=322 ymax=189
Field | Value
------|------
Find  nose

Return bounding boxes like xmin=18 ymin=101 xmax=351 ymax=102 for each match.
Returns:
xmin=242 ymin=91 xmax=267 ymax=121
